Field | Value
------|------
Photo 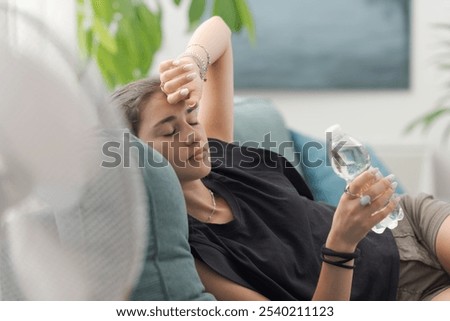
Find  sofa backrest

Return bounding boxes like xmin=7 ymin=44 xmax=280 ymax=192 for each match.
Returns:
xmin=233 ymin=97 xmax=303 ymax=176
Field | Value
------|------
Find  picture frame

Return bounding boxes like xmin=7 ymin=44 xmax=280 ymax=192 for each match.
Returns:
xmin=232 ymin=0 xmax=411 ymax=90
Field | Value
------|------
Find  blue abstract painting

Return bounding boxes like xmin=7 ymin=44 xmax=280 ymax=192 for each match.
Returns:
xmin=232 ymin=0 xmax=410 ymax=90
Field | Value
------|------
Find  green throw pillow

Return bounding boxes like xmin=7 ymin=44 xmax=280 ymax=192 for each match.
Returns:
xmin=129 ymin=136 xmax=215 ymax=301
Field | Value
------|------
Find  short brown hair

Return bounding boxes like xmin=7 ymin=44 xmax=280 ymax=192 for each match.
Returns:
xmin=110 ymin=78 xmax=161 ymax=135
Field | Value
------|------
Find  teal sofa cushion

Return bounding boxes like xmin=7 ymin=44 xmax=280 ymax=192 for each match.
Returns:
xmin=233 ymin=97 xmax=303 ymax=176
xmin=129 ymin=136 xmax=214 ymax=301
xmin=290 ymin=130 xmax=405 ymax=206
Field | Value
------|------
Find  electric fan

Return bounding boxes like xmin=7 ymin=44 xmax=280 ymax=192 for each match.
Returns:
xmin=0 ymin=45 xmax=148 ymax=300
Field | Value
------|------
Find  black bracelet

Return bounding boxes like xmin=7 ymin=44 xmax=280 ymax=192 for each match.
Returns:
xmin=320 ymin=245 xmax=361 ymax=270
xmin=321 ymin=257 xmax=355 ymax=269
xmin=321 ymin=245 xmax=361 ymax=259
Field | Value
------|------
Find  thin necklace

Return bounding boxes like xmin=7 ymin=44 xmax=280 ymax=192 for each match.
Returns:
xmin=206 ymin=188 xmax=216 ymax=223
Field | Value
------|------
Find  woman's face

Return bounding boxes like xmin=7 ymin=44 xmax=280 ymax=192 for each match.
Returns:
xmin=137 ymin=92 xmax=211 ymax=182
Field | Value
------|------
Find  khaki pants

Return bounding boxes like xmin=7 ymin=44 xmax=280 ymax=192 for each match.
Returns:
xmin=393 ymin=193 xmax=450 ymax=300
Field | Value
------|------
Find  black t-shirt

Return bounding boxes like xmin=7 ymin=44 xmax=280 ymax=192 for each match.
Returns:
xmin=188 ymin=138 xmax=399 ymax=300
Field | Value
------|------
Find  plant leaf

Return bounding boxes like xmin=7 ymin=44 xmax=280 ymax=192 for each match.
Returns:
xmin=91 ymin=0 xmax=115 ymax=23
xmin=213 ymin=0 xmax=242 ymax=32
xmin=136 ymin=3 xmax=162 ymax=53
xmin=404 ymin=107 xmax=450 ymax=134
xmin=422 ymin=108 xmax=450 ymax=131
xmin=234 ymin=0 xmax=256 ymax=43
xmin=112 ymin=0 xmax=134 ymax=16
xmin=173 ymin=0 xmax=182 ymax=6
xmin=77 ymin=0 xmax=94 ymax=58
xmin=96 ymin=44 xmax=117 ymax=89
xmin=135 ymin=3 xmax=162 ymax=75
xmin=78 ymin=28 xmax=94 ymax=58
xmin=90 ymin=1 xmax=162 ymax=89
xmin=437 ymin=63 xmax=450 ymax=70
xmin=188 ymin=0 xmax=206 ymax=31
xmin=93 ymin=16 xmax=118 ymax=53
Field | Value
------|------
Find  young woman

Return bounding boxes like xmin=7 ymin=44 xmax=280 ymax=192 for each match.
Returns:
xmin=112 ymin=16 xmax=450 ymax=300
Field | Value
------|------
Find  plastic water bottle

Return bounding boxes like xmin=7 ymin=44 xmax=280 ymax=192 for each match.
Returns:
xmin=326 ymin=124 xmax=403 ymax=234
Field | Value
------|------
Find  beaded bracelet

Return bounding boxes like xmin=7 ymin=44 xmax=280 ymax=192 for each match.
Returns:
xmin=320 ymin=245 xmax=361 ymax=270
xmin=178 ymin=50 xmax=208 ymax=81
xmin=187 ymin=43 xmax=211 ymax=66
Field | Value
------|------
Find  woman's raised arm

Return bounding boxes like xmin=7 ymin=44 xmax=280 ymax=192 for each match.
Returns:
xmin=160 ymin=16 xmax=234 ymax=142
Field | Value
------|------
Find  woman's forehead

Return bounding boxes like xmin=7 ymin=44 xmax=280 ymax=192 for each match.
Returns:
xmin=143 ymin=94 xmax=189 ymax=124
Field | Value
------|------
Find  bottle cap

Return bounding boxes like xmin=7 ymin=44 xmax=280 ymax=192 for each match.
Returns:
xmin=325 ymin=124 xmax=345 ymax=141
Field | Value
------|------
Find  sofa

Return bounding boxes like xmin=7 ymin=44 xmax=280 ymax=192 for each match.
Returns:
xmin=130 ymin=97 xmax=403 ymax=300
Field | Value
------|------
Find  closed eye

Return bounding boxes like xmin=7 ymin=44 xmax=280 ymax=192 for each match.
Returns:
xmin=162 ymin=121 xmax=198 ymax=137
xmin=163 ymin=128 xmax=177 ymax=137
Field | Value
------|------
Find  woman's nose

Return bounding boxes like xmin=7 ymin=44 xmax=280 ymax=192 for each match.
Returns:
xmin=183 ymin=128 xmax=200 ymax=146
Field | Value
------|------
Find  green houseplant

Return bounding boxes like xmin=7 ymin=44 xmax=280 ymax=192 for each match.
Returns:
xmin=77 ymin=0 xmax=255 ymax=90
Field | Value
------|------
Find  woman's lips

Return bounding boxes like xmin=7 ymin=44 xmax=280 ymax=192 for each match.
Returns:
xmin=190 ymin=147 xmax=207 ymax=161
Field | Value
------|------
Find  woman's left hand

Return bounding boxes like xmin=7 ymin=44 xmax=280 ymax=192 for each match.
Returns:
xmin=326 ymin=169 xmax=398 ymax=252
xmin=159 ymin=58 xmax=203 ymax=107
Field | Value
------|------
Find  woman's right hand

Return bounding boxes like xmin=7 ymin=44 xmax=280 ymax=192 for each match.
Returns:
xmin=159 ymin=57 xmax=204 ymax=107
xmin=326 ymin=169 xmax=399 ymax=252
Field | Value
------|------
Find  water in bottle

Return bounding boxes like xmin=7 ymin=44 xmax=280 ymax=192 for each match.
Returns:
xmin=326 ymin=124 xmax=403 ymax=234
xmin=328 ymin=126 xmax=371 ymax=182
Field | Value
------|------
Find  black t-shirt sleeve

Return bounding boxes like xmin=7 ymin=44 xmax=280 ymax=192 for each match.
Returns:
xmin=188 ymin=225 xmax=255 ymax=290
xmin=279 ymin=156 xmax=314 ymax=201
